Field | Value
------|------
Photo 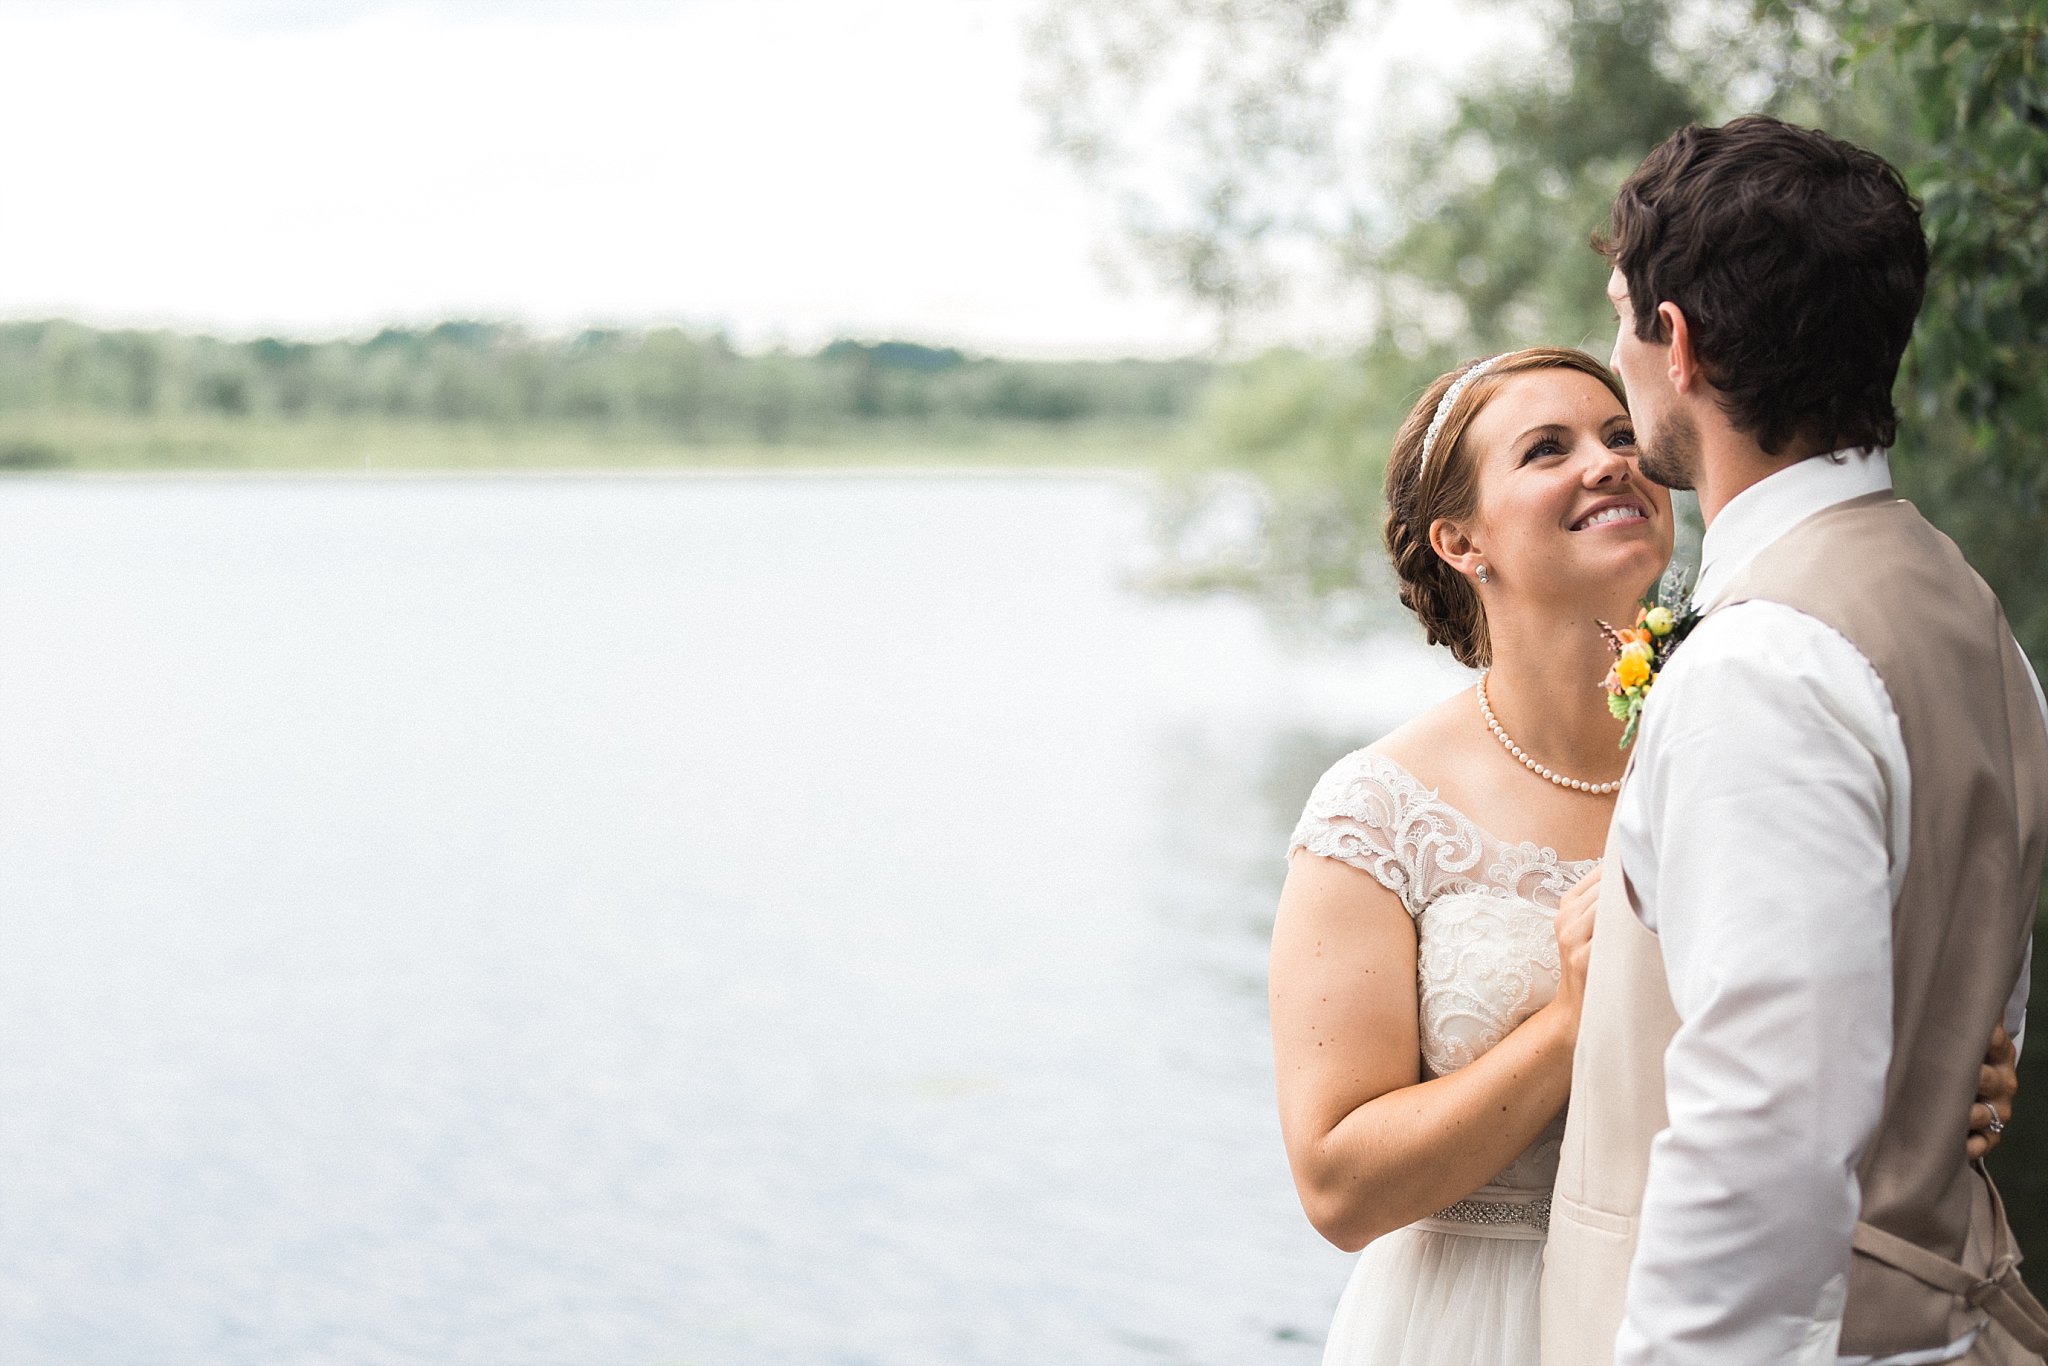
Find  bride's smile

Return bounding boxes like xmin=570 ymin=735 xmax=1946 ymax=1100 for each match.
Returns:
xmin=1568 ymin=497 xmax=1650 ymax=531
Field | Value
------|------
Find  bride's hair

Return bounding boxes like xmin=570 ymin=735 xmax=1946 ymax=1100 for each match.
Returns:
xmin=1383 ymin=347 xmax=1628 ymax=668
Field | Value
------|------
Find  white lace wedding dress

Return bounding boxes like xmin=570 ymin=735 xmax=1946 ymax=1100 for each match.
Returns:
xmin=1288 ymin=749 xmax=1598 ymax=1366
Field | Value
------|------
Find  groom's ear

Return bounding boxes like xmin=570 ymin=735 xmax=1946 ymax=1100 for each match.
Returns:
xmin=1660 ymin=302 xmax=1700 ymax=394
xmin=1430 ymin=517 xmax=1485 ymax=582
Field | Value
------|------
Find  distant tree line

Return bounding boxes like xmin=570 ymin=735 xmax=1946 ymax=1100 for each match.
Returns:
xmin=0 ymin=320 xmax=1212 ymax=444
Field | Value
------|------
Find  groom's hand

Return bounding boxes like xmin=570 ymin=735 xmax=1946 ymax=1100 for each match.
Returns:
xmin=1969 ymin=1024 xmax=2018 ymax=1159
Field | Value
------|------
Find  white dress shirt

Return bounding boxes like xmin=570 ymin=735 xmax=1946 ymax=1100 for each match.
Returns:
xmin=1611 ymin=450 xmax=2038 ymax=1366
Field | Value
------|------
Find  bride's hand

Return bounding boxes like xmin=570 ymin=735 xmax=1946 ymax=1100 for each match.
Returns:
xmin=1549 ymin=866 xmax=1600 ymax=1030
xmin=1968 ymin=1024 xmax=2018 ymax=1160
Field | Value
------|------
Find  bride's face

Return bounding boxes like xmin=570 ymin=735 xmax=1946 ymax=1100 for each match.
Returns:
xmin=1454 ymin=367 xmax=1673 ymax=605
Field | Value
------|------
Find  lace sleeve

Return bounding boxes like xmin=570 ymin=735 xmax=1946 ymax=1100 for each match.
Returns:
xmin=1287 ymin=749 xmax=1434 ymax=918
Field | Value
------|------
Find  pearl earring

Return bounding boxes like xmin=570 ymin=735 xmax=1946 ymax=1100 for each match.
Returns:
xmin=1477 ymin=564 xmax=1490 ymax=584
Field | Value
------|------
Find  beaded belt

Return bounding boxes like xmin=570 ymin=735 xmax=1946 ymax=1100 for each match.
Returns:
xmin=1432 ymin=1193 xmax=1551 ymax=1230
xmin=1417 ymin=1187 xmax=1556 ymax=1245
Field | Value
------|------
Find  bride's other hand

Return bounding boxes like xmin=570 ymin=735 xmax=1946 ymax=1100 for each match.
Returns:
xmin=1548 ymin=866 xmax=1600 ymax=1032
xmin=1968 ymin=1024 xmax=2018 ymax=1160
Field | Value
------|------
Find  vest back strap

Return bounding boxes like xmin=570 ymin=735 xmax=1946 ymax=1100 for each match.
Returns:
xmin=1852 ymin=1177 xmax=2048 ymax=1356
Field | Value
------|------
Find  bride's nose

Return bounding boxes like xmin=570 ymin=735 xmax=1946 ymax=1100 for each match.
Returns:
xmin=1583 ymin=439 xmax=1631 ymax=485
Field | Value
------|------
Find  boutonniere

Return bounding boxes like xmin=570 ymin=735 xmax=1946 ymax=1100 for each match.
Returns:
xmin=1598 ymin=573 xmax=1701 ymax=749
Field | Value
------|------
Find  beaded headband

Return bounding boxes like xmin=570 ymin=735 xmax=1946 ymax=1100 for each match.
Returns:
xmin=1416 ymin=353 xmax=1509 ymax=482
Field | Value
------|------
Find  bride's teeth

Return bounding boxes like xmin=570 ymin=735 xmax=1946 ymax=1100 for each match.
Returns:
xmin=1577 ymin=505 xmax=1642 ymax=529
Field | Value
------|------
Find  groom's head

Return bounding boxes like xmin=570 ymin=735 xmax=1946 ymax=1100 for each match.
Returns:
xmin=1598 ymin=115 xmax=1928 ymax=489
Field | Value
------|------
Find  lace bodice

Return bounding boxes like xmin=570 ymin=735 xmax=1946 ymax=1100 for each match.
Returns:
xmin=1288 ymin=748 xmax=1598 ymax=1194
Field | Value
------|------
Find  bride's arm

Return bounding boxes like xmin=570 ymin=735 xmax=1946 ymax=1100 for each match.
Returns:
xmin=1269 ymin=852 xmax=1591 ymax=1252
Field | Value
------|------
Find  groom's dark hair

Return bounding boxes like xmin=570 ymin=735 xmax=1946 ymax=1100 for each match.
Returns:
xmin=1598 ymin=115 xmax=1928 ymax=457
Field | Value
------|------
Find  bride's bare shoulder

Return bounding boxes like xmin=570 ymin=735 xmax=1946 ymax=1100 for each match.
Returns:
xmin=1363 ymin=684 xmax=1483 ymax=787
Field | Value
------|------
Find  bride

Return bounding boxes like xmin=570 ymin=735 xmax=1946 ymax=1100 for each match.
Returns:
xmin=1268 ymin=347 xmax=2020 ymax=1366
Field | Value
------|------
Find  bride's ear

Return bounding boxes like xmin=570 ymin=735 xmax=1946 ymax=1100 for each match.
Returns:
xmin=1430 ymin=517 xmax=1486 ymax=585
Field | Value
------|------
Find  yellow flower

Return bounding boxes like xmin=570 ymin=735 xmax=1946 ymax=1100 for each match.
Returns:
xmin=1621 ymin=639 xmax=1653 ymax=665
xmin=1616 ymin=653 xmax=1651 ymax=689
xmin=1644 ymin=606 xmax=1676 ymax=637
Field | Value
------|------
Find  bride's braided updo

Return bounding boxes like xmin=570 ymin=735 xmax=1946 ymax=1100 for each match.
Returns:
xmin=1383 ymin=347 xmax=1630 ymax=668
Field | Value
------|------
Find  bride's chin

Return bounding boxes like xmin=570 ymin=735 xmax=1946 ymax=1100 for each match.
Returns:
xmin=1569 ymin=561 xmax=1666 ymax=620
xmin=1591 ymin=542 xmax=1671 ymax=595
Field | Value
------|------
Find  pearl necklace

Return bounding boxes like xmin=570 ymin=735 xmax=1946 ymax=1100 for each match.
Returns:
xmin=1475 ymin=668 xmax=1622 ymax=796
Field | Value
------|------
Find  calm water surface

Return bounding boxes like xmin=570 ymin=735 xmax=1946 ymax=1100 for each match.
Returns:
xmin=0 ymin=473 xmax=1468 ymax=1366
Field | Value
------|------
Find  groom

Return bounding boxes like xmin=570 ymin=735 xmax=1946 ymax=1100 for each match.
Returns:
xmin=1539 ymin=117 xmax=2048 ymax=1364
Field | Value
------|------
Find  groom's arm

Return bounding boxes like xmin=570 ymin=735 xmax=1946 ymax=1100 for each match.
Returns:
xmin=1614 ymin=603 xmax=1903 ymax=1366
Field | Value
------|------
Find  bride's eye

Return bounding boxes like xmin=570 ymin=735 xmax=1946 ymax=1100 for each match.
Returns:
xmin=1611 ymin=429 xmax=1638 ymax=449
xmin=1521 ymin=438 xmax=1564 ymax=464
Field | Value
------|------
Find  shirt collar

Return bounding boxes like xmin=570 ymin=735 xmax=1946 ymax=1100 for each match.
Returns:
xmin=1691 ymin=448 xmax=1893 ymax=610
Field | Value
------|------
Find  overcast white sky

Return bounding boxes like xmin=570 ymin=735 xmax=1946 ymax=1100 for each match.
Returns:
xmin=0 ymin=0 xmax=1480 ymax=356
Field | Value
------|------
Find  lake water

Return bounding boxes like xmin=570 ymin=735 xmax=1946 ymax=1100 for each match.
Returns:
xmin=0 ymin=473 xmax=1470 ymax=1366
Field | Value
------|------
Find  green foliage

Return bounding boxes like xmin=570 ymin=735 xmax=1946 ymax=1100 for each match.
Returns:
xmin=1377 ymin=0 xmax=1708 ymax=351
xmin=1881 ymin=8 xmax=2048 ymax=663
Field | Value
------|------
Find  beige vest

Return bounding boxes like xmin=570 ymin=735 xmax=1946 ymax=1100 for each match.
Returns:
xmin=1541 ymin=492 xmax=2048 ymax=1364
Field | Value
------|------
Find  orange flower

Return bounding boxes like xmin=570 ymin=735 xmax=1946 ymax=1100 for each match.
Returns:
xmin=1616 ymin=653 xmax=1652 ymax=689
